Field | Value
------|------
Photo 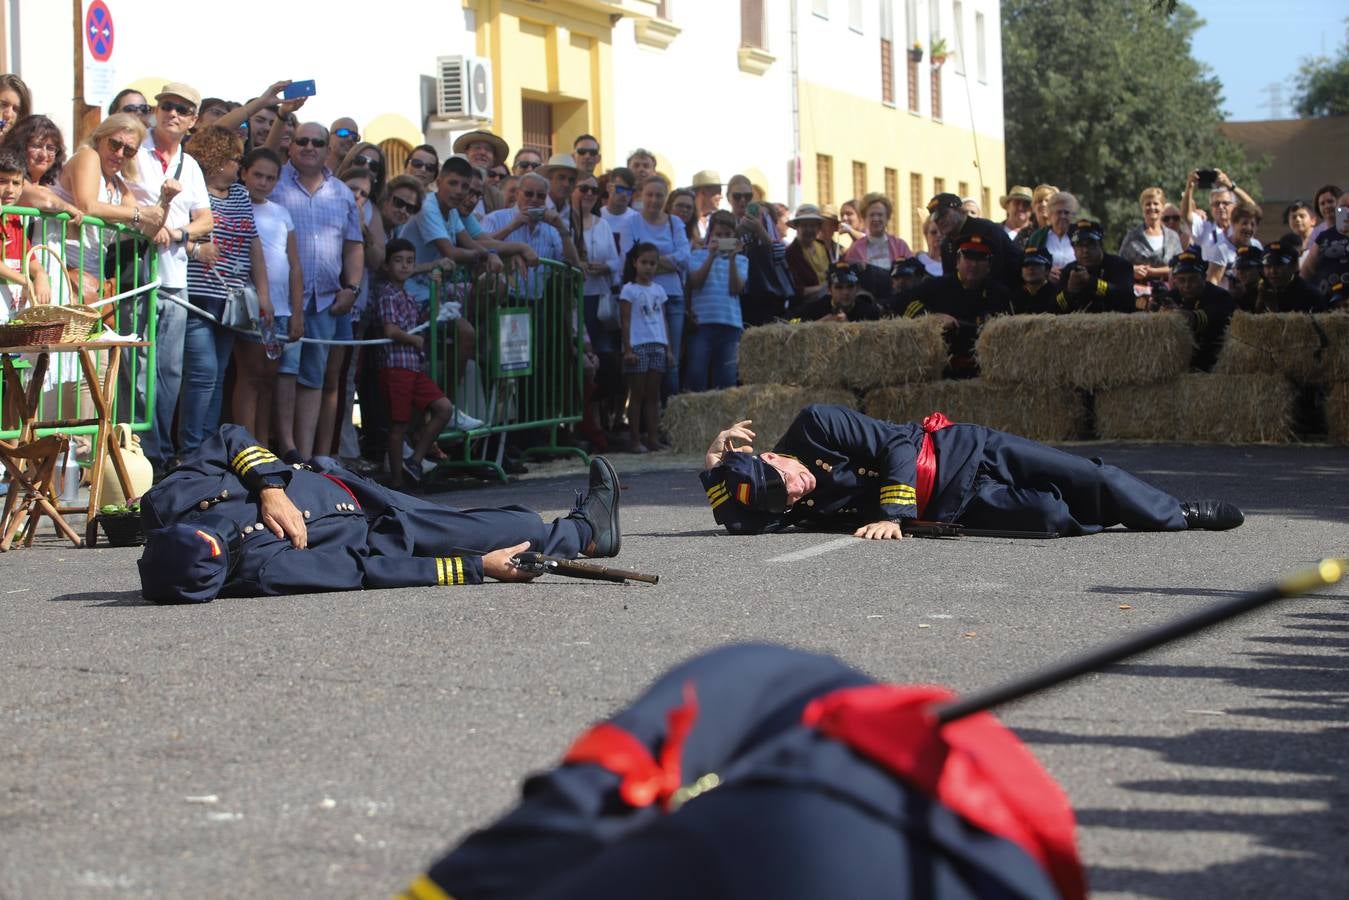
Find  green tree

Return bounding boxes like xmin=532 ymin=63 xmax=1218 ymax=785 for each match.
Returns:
xmin=1003 ymin=0 xmax=1261 ymax=247
xmin=1292 ymin=25 xmax=1349 ymax=117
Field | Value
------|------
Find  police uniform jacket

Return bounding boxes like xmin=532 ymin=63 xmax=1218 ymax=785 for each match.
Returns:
xmin=702 ymin=405 xmax=986 ymax=535
xmin=1256 ymin=275 xmax=1328 ymax=313
xmin=789 ymin=292 xmax=882 ymax=323
xmin=140 ymin=425 xmax=483 ymax=594
xmin=1158 ymin=282 xmax=1236 ymax=372
xmin=899 ymin=275 xmax=1014 ymax=372
xmin=1011 ymin=280 xmax=1061 ymax=315
xmin=938 ymin=216 xmax=1021 ymax=291
xmin=1052 ymin=254 xmax=1135 ymax=313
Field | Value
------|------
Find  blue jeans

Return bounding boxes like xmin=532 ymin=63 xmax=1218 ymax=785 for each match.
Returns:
xmin=122 ymin=286 xmax=187 ymax=468
xmin=684 ymin=323 xmax=741 ymax=392
xmin=179 ymin=312 xmax=235 ymax=458
xmin=662 ymin=296 xmax=685 ymax=398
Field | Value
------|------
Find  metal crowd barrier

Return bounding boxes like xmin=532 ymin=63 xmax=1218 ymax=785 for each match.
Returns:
xmin=425 ymin=257 xmax=589 ymax=481
xmin=0 ymin=207 xmax=159 ymax=444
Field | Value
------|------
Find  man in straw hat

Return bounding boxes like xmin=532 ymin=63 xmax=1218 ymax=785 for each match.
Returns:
xmin=784 ymin=203 xmax=830 ymax=301
xmin=690 ymin=169 xmax=723 ymax=239
xmin=538 ymin=152 xmax=580 ymax=240
xmin=698 ymin=404 xmax=1244 ymax=538
xmin=454 ymin=129 xmax=511 ymax=213
xmin=999 ymin=184 xmax=1036 ymax=247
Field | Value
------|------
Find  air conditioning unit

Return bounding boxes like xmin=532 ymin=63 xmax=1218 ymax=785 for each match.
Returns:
xmin=436 ymin=55 xmax=493 ymax=123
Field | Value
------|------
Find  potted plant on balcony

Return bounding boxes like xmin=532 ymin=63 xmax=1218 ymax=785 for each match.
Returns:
xmin=908 ymin=42 xmax=924 ymax=63
xmin=930 ymin=37 xmax=951 ymax=66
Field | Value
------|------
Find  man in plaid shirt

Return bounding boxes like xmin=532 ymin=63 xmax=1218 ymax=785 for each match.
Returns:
xmin=378 ymin=239 xmax=452 ymax=489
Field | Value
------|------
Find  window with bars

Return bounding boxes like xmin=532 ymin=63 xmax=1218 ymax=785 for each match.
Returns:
xmin=880 ymin=0 xmax=894 ymax=105
xmin=982 ymin=186 xmax=992 ymax=219
xmin=933 ymin=176 xmax=945 ymax=194
xmin=816 ymin=154 xmax=834 ymax=205
xmin=958 ymin=181 xmax=969 ymax=201
xmin=522 ymin=99 xmax=554 ymax=160
xmin=656 ymin=0 xmax=670 ymax=18
xmin=852 ymin=161 xmax=867 ymax=201
xmin=910 ymin=172 xmax=924 ymax=246
xmin=931 ymin=65 xmax=942 ymax=120
xmin=908 ymin=57 xmax=920 ymax=112
xmin=741 ymin=0 xmax=766 ymax=49
xmin=884 ymin=168 xmax=899 ymax=235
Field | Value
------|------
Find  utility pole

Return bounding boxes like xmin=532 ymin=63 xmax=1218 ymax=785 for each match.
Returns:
xmin=1259 ymin=82 xmax=1284 ymax=120
xmin=72 ymin=0 xmax=100 ymax=144
xmin=788 ymin=0 xmax=801 ymax=210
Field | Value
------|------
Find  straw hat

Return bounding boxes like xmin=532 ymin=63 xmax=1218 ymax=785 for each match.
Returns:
xmin=999 ymin=185 xmax=1033 ymax=208
xmin=452 ymin=130 xmax=509 ymax=166
xmin=538 ymin=153 xmax=579 ymax=178
xmin=789 ymin=203 xmax=825 ymax=226
xmin=690 ymin=169 xmax=722 ymax=189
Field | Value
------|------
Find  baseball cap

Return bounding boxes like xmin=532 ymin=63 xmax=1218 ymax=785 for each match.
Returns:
xmin=156 ymin=82 xmax=202 ymax=109
xmin=957 ymin=235 xmax=991 ymax=258
xmin=927 ymin=193 xmax=963 ymax=213
xmin=1233 ymin=245 xmax=1264 ymax=270
xmin=1170 ymin=247 xmax=1207 ymax=275
xmin=706 ymin=453 xmax=788 ymax=514
xmin=828 ymin=262 xmax=862 ymax=285
xmin=1069 ymin=220 xmax=1104 ymax=245
xmin=1261 ymin=236 xmax=1299 ymax=266
xmin=891 ymin=257 xmax=926 ymax=278
xmin=1022 ymin=245 xmax=1052 ymax=267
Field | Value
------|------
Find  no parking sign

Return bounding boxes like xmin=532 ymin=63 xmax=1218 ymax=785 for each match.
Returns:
xmin=83 ymin=0 xmax=117 ymax=108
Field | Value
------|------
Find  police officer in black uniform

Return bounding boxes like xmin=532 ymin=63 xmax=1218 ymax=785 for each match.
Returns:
xmin=1156 ymin=247 xmax=1237 ymax=372
xmin=399 ymin=643 xmax=1083 ymax=900
xmin=928 ymin=192 xmax=1021 ymax=291
xmin=136 ymin=424 xmax=622 ymax=601
xmin=1011 ymin=245 xmax=1059 ymax=314
xmin=1052 ymin=220 xmax=1136 ymax=313
xmin=698 ymin=404 xmax=1243 ymax=538
xmin=1256 ymin=235 xmax=1328 ymax=313
xmin=888 ymin=255 xmax=929 ymax=301
xmin=1228 ymin=244 xmax=1265 ymax=312
xmin=789 ymin=262 xmax=882 ymax=322
xmin=899 ymin=235 xmax=1013 ymax=377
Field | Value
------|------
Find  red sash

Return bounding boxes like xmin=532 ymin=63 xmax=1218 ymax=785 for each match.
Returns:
xmin=915 ymin=411 xmax=954 ymax=517
xmin=562 ymin=683 xmax=698 ymax=810
xmin=804 ymin=685 xmax=1085 ymax=900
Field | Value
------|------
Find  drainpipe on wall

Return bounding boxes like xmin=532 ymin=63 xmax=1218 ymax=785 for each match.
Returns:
xmin=788 ymin=0 xmax=801 ymax=210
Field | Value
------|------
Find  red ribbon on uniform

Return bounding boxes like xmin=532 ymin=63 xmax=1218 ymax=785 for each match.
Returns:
xmin=562 ymin=682 xmax=699 ymax=810
xmin=915 ymin=411 xmax=954 ymax=517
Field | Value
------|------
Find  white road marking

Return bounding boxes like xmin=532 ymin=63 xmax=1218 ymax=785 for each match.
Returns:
xmin=767 ymin=537 xmax=860 ymax=563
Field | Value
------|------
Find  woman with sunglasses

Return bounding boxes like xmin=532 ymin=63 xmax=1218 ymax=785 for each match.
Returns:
xmin=403 ymin=144 xmax=439 ymax=190
xmin=107 ymin=89 xmax=154 ymax=130
xmin=53 ymin=113 xmax=165 ymax=284
xmin=1118 ymin=187 xmax=1181 ymax=301
xmin=338 ymin=142 xmax=387 ymax=209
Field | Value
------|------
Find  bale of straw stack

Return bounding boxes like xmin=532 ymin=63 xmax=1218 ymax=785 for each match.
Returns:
xmin=976 ymin=312 xmax=1193 ymax=388
xmin=664 ymin=385 xmax=857 ymax=454
xmin=1096 ymin=374 xmax=1295 ymax=443
xmin=862 ymin=380 xmax=1086 ymax=442
xmin=1327 ymin=382 xmax=1349 ymax=445
xmin=737 ymin=318 xmax=947 ymax=389
xmin=1214 ymin=312 xmax=1349 ymax=384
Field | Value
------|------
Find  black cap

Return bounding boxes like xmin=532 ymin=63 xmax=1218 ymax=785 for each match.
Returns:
xmin=1022 ymin=245 xmax=1052 ymax=267
xmin=706 ymin=452 xmax=788 ymax=513
xmin=1261 ymin=236 xmax=1300 ymax=266
xmin=956 ymin=235 xmax=991 ymax=258
xmin=1233 ymin=246 xmax=1264 ymax=270
xmin=891 ymin=257 xmax=926 ymax=278
xmin=1170 ymin=247 xmax=1207 ymax=275
xmin=828 ymin=262 xmax=861 ymax=285
xmin=1069 ymin=219 xmax=1104 ymax=245
xmin=927 ymin=192 xmax=963 ymax=213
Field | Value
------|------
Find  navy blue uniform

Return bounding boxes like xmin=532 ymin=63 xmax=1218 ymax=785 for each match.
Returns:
xmin=701 ymin=405 xmax=1186 ymax=536
xmin=139 ymin=425 xmax=589 ymax=595
xmin=1052 ymin=254 xmax=1135 ymax=313
xmin=939 ymin=216 xmax=1022 ymax=291
xmin=1157 ymin=283 xmax=1236 ymax=372
xmin=1011 ymin=281 xmax=1061 ymax=315
xmin=402 ymin=644 xmax=1076 ymax=900
xmin=790 ymin=292 xmax=883 ymax=322
xmin=1256 ymin=275 xmax=1328 ymax=313
xmin=899 ymin=275 xmax=1015 ymax=375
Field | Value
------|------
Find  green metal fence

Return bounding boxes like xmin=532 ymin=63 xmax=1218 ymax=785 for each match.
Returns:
xmin=424 ymin=257 xmax=589 ymax=481
xmin=0 ymin=207 xmax=158 ymax=440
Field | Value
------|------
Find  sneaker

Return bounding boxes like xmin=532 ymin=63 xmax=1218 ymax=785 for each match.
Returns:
xmin=402 ymin=460 xmax=423 ymax=485
xmin=451 ymin=408 xmax=484 ymax=432
xmin=576 ymin=456 xmax=621 ymax=558
xmin=1180 ymin=500 xmax=1244 ymax=531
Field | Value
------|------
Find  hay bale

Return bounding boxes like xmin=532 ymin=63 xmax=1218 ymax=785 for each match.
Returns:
xmin=862 ymin=380 xmax=1086 ymax=442
xmin=977 ymin=313 xmax=1193 ymax=388
xmin=737 ymin=318 xmax=947 ymax=389
xmin=1096 ymin=374 xmax=1295 ymax=443
xmin=1214 ymin=312 xmax=1349 ymax=384
xmin=664 ymin=385 xmax=857 ymax=454
xmin=1327 ymin=382 xmax=1349 ymax=445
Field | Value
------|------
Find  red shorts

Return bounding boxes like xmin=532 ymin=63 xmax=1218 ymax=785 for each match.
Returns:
xmin=379 ymin=368 xmax=445 ymax=423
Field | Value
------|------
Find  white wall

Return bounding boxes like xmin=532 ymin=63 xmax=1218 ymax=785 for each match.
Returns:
xmin=609 ymin=4 xmax=795 ymax=198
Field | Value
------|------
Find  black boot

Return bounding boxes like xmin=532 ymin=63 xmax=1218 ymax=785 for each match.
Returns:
xmin=576 ymin=456 xmax=621 ymax=557
xmin=1180 ymin=500 xmax=1245 ymax=531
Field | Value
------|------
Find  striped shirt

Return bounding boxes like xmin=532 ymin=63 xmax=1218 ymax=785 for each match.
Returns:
xmin=688 ymin=248 xmax=748 ymax=328
xmin=271 ymin=163 xmax=362 ymax=312
xmin=186 ymin=183 xmax=258 ymax=318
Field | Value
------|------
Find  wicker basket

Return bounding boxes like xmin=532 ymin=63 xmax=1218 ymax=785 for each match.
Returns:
xmin=0 ymin=321 xmax=66 ymax=346
xmin=17 ymin=304 xmax=102 ymax=342
xmin=97 ymin=513 xmax=145 ymax=547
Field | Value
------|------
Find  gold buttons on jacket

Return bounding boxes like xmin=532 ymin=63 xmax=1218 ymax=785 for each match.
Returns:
xmin=806 ymin=499 xmax=815 ymax=507
xmin=303 ymin=510 xmax=311 ymax=519
xmin=198 ymin=500 xmax=210 ymax=510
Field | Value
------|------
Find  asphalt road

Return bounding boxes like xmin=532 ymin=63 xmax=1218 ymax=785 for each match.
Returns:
xmin=2 ymin=442 xmax=1347 ymax=899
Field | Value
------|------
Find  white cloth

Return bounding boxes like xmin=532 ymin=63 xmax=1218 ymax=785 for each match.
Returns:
xmin=601 ymin=207 xmax=639 ymax=244
xmin=580 ymin=216 xmax=621 ymax=297
xmin=1045 ymin=230 xmax=1075 ymax=270
xmin=131 ymin=136 xmax=210 ymax=288
xmin=619 ymin=281 xmax=668 ymax=347
xmin=916 ymin=252 xmax=944 ymax=277
xmin=253 ymin=199 xmax=294 ymax=316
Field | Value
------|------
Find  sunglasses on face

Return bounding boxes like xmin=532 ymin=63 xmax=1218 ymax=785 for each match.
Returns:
xmin=1162 ymin=215 xmax=1180 ymax=222
xmin=333 ymin=128 xmax=359 ymax=140
xmin=293 ymin=137 xmax=327 ymax=148
xmin=353 ymin=154 xmax=383 ymax=170
xmin=612 ymin=185 xmax=634 ymax=195
xmin=158 ymin=101 xmax=196 ymax=117
xmin=730 ymin=192 xmax=753 ymax=202
xmin=577 ymin=185 xmax=599 ymax=194
xmin=389 ymin=196 xmax=421 ymax=214
xmin=515 ymin=161 xmax=541 ymax=170
xmin=349 ymin=187 xmax=369 ymax=199
xmin=575 ymin=147 xmax=599 ymax=156
xmin=118 ymin=104 xmax=151 ymax=115
xmin=487 ymin=170 xmax=506 ymax=180
xmin=105 ymin=136 xmax=138 ymax=158
xmin=521 ymin=190 xmax=547 ymax=200
xmin=407 ymin=158 xmax=436 ymax=171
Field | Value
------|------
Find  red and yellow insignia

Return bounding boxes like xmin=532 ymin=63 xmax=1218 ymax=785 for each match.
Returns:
xmin=194 ymin=529 xmax=221 ymax=558
xmin=736 ymin=483 xmax=751 ymax=505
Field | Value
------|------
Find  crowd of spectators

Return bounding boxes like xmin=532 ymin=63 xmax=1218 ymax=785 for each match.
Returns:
xmin=1 ymin=72 xmax=1346 ymax=481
